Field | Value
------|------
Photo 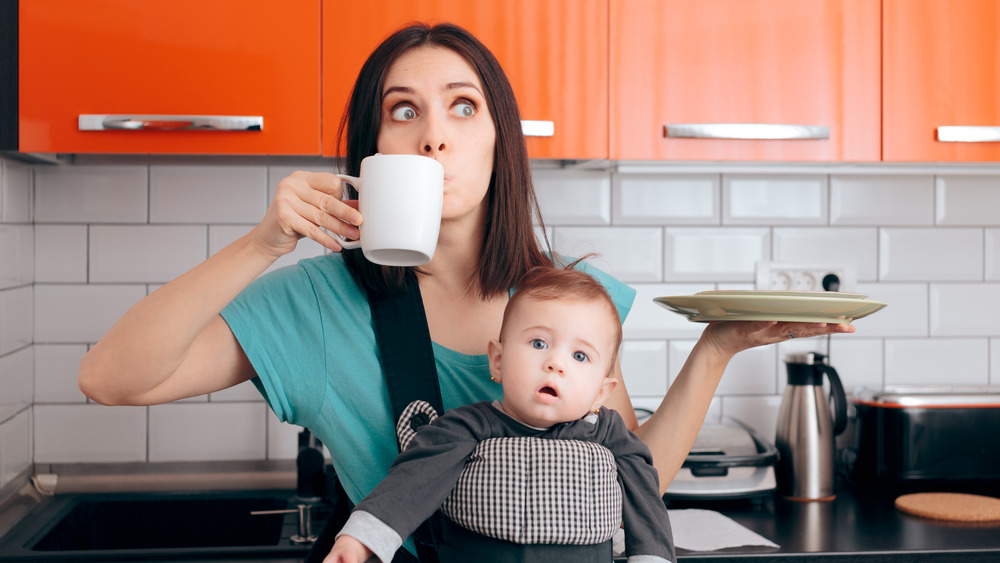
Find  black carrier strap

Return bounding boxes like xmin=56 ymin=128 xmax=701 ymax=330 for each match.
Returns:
xmin=371 ymin=273 xmax=445 ymax=425
xmin=306 ymin=273 xmax=442 ymax=563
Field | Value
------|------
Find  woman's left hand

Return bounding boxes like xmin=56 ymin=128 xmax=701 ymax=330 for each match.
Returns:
xmin=700 ymin=320 xmax=855 ymax=358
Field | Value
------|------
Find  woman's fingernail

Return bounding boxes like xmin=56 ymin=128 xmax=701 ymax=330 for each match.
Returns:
xmin=350 ymin=212 xmax=363 ymax=226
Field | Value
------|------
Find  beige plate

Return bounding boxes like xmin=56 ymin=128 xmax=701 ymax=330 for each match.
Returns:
xmin=653 ymin=291 xmax=887 ymax=324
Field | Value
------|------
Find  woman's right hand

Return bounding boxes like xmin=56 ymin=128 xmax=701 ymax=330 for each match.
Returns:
xmin=252 ymin=170 xmax=364 ymax=258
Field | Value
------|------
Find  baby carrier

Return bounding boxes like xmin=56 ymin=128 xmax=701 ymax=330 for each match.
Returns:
xmin=307 ymin=273 xmax=618 ymax=563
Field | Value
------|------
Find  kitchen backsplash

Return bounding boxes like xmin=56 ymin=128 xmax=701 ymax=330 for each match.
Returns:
xmin=2 ymin=155 xmax=999 ymax=496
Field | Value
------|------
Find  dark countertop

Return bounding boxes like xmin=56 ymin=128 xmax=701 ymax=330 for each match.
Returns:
xmin=2 ymin=479 xmax=999 ymax=562
xmin=667 ymin=479 xmax=1000 ymax=562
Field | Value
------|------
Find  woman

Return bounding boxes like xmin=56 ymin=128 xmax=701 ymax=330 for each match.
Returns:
xmin=78 ymin=22 xmax=852 ymax=560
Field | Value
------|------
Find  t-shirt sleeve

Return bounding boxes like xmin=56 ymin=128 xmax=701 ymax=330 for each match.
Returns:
xmin=220 ymin=263 xmax=328 ymax=428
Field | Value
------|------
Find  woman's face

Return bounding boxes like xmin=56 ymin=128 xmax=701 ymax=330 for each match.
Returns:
xmin=377 ymin=46 xmax=496 ymax=225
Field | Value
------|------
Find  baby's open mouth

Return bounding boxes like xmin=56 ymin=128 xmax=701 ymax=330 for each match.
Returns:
xmin=538 ymin=386 xmax=558 ymax=397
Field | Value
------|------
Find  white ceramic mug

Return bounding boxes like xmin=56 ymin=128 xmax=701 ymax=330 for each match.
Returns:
xmin=336 ymin=154 xmax=444 ymax=267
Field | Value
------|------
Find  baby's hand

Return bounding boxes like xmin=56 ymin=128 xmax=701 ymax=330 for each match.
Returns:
xmin=323 ymin=534 xmax=374 ymax=563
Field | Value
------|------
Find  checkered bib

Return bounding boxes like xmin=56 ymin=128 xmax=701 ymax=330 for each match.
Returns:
xmin=440 ymin=436 xmax=623 ymax=545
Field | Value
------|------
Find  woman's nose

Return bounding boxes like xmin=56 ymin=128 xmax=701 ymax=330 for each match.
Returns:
xmin=421 ymin=112 xmax=447 ymax=156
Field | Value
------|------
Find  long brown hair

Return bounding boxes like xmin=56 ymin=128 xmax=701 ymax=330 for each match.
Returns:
xmin=337 ymin=23 xmax=551 ymax=298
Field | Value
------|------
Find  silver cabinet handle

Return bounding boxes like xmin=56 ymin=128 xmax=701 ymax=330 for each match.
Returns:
xmin=664 ymin=123 xmax=829 ymax=140
xmin=937 ymin=126 xmax=1000 ymax=143
xmin=79 ymin=114 xmax=263 ymax=131
xmin=521 ymin=120 xmax=555 ymax=137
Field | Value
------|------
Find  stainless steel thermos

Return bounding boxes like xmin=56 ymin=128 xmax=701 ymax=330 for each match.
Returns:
xmin=775 ymin=352 xmax=848 ymax=500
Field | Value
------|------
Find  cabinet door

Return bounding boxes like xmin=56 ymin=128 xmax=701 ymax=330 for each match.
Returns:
xmin=19 ymin=0 xmax=321 ymax=155
xmin=610 ymin=0 xmax=880 ymax=161
xmin=321 ymin=0 xmax=607 ymax=159
xmin=884 ymin=0 xmax=1000 ymax=161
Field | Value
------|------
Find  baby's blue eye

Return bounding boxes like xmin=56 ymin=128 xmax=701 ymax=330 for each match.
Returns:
xmin=530 ymin=339 xmax=547 ymax=350
xmin=391 ymin=105 xmax=417 ymax=120
xmin=573 ymin=351 xmax=589 ymax=363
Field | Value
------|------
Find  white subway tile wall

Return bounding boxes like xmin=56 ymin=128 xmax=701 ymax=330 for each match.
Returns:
xmin=772 ymin=227 xmax=879 ymax=282
xmin=830 ymin=175 xmax=935 ymax=226
xmin=993 ymin=339 xmax=1000 ymax=385
xmin=0 ymin=158 xmax=33 ymax=492
xmin=612 ymin=173 xmax=720 ymax=226
xmin=0 ymin=348 xmax=32 ymax=422
xmin=90 ymin=225 xmax=208 ymax=283
xmin=619 ymin=341 xmax=668 ymax=397
xmin=0 ymin=156 xmax=997 ymax=483
xmin=935 ymin=175 xmax=1000 ymax=226
xmin=148 ymin=402 xmax=267 ymax=462
xmin=664 ymin=227 xmax=770 ymax=281
xmin=988 ymin=228 xmax=1000 ymax=281
xmin=34 ymin=225 xmax=88 ymax=282
xmin=533 ymin=169 xmax=611 ymax=225
xmin=34 ymin=165 xmax=148 ymax=223
xmin=879 ymin=227 xmax=983 ymax=281
xmin=149 ymin=165 xmax=268 ymax=224
xmin=34 ymin=345 xmax=88 ymax=403
xmin=723 ymin=175 xmax=828 ymax=225
xmin=34 ymin=404 xmax=147 ymax=463
xmin=0 ymin=411 xmax=31 ymax=487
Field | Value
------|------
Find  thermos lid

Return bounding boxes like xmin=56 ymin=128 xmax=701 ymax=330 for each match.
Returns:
xmin=785 ymin=351 xmax=829 ymax=365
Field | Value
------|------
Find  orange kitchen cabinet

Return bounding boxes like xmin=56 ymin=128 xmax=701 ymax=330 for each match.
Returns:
xmin=321 ymin=0 xmax=608 ymax=159
xmin=883 ymin=0 xmax=1000 ymax=162
xmin=19 ymin=0 xmax=321 ymax=155
xmin=610 ymin=0 xmax=880 ymax=161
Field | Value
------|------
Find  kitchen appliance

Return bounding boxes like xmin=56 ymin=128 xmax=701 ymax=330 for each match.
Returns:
xmin=848 ymin=386 xmax=1000 ymax=492
xmin=775 ymin=352 xmax=848 ymax=501
xmin=663 ymin=418 xmax=778 ymax=501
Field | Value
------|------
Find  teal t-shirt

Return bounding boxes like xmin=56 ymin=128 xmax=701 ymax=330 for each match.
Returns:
xmin=220 ymin=253 xmax=636 ymax=508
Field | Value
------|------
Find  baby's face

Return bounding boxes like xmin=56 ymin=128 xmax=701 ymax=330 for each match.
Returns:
xmin=491 ymin=296 xmax=618 ymax=428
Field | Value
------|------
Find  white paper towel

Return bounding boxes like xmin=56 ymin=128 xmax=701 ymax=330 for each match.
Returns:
xmin=612 ymin=508 xmax=779 ymax=555
xmin=667 ymin=508 xmax=779 ymax=552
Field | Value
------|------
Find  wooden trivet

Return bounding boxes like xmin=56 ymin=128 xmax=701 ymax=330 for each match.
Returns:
xmin=895 ymin=492 xmax=1000 ymax=522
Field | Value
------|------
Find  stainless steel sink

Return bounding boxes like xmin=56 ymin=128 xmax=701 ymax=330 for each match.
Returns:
xmin=0 ymin=489 xmax=328 ymax=561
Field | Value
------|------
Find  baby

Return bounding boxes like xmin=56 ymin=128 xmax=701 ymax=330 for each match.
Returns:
xmin=325 ymin=265 xmax=675 ymax=563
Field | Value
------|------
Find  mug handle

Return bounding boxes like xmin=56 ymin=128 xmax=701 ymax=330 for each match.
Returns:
xmin=335 ymin=174 xmax=362 ymax=250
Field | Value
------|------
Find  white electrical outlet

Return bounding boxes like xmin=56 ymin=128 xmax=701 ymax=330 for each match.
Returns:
xmin=755 ymin=262 xmax=857 ymax=292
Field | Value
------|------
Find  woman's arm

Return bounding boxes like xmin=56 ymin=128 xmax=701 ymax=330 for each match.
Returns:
xmin=606 ymin=320 xmax=855 ymax=493
xmin=78 ymin=171 xmax=362 ymax=406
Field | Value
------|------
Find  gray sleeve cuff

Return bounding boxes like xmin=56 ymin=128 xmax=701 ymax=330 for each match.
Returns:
xmin=335 ymin=510 xmax=403 ymax=563
xmin=627 ymin=556 xmax=671 ymax=563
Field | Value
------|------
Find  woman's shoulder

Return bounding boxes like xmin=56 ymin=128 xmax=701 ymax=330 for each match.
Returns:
xmin=234 ymin=253 xmax=365 ymax=310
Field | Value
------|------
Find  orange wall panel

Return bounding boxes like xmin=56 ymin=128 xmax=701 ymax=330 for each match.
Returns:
xmin=321 ymin=0 xmax=608 ymax=159
xmin=610 ymin=0 xmax=880 ymax=161
xmin=19 ymin=0 xmax=321 ymax=154
xmin=883 ymin=0 xmax=1000 ymax=162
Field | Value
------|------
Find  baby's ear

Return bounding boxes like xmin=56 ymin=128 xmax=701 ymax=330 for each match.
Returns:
xmin=592 ymin=377 xmax=618 ymax=410
xmin=487 ymin=339 xmax=503 ymax=383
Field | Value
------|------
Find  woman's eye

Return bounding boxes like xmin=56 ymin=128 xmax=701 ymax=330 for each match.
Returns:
xmin=452 ymin=102 xmax=476 ymax=118
xmin=573 ymin=351 xmax=589 ymax=363
xmin=391 ymin=105 xmax=417 ymax=121
xmin=530 ymin=339 xmax=547 ymax=350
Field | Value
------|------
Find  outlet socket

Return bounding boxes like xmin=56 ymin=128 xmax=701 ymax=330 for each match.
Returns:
xmin=755 ymin=262 xmax=857 ymax=292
